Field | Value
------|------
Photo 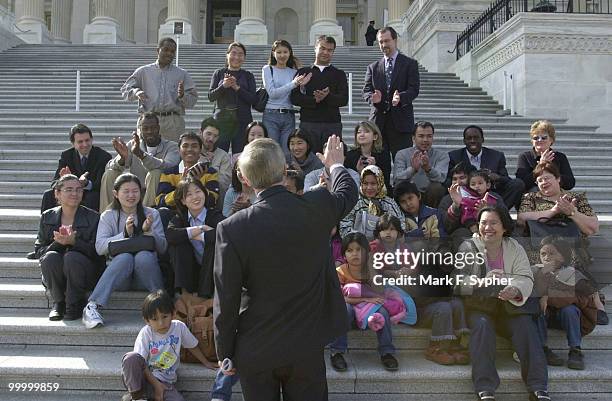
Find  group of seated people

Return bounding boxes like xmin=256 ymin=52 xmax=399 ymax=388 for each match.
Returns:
xmin=30 ymin=115 xmax=608 ymax=401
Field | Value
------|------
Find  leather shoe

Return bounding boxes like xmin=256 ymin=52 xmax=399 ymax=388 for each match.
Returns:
xmin=48 ymin=302 xmax=65 ymax=321
xmin=330 ymin=352 xmax=347 ymax=372
xmin=26 ymin=251 xmax=37 ymax=260
xmin=380 ymin=353 xmax=398 ymax=371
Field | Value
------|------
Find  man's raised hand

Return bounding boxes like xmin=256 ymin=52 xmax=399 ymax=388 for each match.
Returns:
xmin=317 ymin=135 xmax=344 ymax=170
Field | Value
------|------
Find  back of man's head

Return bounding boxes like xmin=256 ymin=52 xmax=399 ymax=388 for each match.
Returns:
xmin=238 ymin=138 xmax=286 ymax=190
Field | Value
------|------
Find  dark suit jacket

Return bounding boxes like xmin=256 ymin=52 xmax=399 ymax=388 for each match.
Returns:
xmin=445 ymin=147 xmax=511 ymax=188
xmin=52 ymin=146 xmax=112 ymax=193
xmin=166 ymin=208 xmax=225 ymax=298
xmin=363 ymin=52 xmax=420 ymax=133
xmin=213 ymin=167 xmax=358 ymax=373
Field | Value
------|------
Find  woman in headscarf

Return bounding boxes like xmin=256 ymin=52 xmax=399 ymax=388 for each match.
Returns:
xmin=339 ymin=165 xmax=405 ymax=238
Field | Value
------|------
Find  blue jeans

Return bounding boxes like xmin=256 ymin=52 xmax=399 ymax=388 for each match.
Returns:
xmin=329 ymin=303 xmax=395 ymax=356
xmin=262 ymin=109 xmax=295 ymax=158
xmin=536 ymin=304 xmax=582 ymax=348
xmin=210 ymin=368 xmax=239 ymax=401
xmin=88 ymin=251 xmax=163 ymax=307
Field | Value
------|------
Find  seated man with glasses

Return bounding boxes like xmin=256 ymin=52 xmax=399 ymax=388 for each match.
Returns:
xmin=39 ymin=123 xmax=112 ymax=214
xmin=516 ymin=120 xmax=575 ymax=193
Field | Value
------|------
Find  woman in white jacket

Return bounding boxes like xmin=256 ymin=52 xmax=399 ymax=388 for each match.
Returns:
xmin=455 ymin=206 xmax=550 ymax=401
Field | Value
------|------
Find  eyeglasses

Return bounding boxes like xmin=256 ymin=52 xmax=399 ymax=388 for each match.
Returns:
xmin=532 ymin=135 xmax=549 ymax=141
xmin=60 ymin=188 xmax=83 ymax=194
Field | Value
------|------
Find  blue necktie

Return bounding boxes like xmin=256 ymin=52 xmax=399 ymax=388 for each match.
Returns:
xmin=385 ymin=58 xmax=393 ymax=92
xmin=81 ymin=156 xmax=88 ymax=168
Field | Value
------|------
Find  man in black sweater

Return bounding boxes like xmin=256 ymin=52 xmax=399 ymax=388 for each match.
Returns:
xmin=290 ymin=36 xmax=349 ymax=154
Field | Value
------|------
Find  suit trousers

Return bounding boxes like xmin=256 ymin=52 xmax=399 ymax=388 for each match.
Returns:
xmin=494 ymin=178 xmax=525 ymax=211
xmin=299 ymin=121 xmax=343 ymax=155
xmin=381 ymin=116 xmax=412 ymax=158
xmin=239 ymin=347 xmax=328 ymax=401
xmin=40 ymin=250 xmax=100 ymax=307
xmin=468 ymin=311 xmax=548 ymax=394
xmin=99 ymin=168 xmax=162 ymax=210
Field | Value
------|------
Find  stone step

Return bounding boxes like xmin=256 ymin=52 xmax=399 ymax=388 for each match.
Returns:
xmin=0 ymin=234 xmax=37 ymax=254
xmin=0 ymin=208 xmax=40 ymax=231
xmin=0 ymin=307 xmax=610 ymax=351
xmin=0 ymin=277 xmax=609 ymax=312
xmin=0 ymin=345 xmax=609 ymax=396
xmin=0 ymin=392 xmax=607 ymax=401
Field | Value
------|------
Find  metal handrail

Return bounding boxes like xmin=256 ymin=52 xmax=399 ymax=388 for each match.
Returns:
xmin=456 ymin=0 xmax=612 ymax=60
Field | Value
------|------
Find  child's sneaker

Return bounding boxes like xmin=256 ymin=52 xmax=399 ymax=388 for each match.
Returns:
xmin=367 ymin=312 xmax=385 ymax=331
xmin=82 ymin=302 xmax=104 ymax=329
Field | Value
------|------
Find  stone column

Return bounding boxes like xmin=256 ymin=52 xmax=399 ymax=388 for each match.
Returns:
xmin=14 ymin=0 xmax=51 ymax=43
xmin=83 ymin=0 xmax=121 ymax=44
xmin=118 ymin=0 xmax=134 ymax=42
xmin=387 ymin=0 xmax=409 ymax=31
xmin=51 ymin=0 xmax=72 ymax=43
xmin=190 ymin=0 xmax=200 ymax=43
xmin=309 ymin=0 xmax=343 ymax=46
xmin=159 ymin=0 xmax=194 ymax=44
xmin=234 ymin=0 xmax=267 ymax=45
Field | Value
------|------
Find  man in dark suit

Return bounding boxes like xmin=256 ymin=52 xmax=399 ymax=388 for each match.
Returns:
xmin=213 ymin=136 xmax=357 ymax=401
xmin=445 ymin=125 xmax=525 ymax=209
xmin=40 ymin=124 xmax=112 ymax=213
xmin=363 ymin=26 xmax=420 ymax=157
xmin=365 ymin=20 xmax=377 ymax=46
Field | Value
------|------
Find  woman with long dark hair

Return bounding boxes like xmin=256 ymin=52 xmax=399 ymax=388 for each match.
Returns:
xmin=83 ymin=173 xmax=166 ymax=329
xmin=262 ymin=39 xmax=310 ymax=157
xmin=208 ymin=42 xmax=257 ymax=154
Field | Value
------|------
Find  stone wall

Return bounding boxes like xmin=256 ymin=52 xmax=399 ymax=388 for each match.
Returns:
xmin=450 ymin=13 xmax=612 ymax=132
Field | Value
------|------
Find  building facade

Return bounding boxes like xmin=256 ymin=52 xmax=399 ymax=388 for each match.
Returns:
xmin=2 ymin=0 xmax=411 ymax=46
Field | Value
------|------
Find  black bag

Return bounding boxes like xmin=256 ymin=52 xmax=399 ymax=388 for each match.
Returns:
xmin=503 ymin=297 xmax=541 ymax=316
xmin=526 ymin=217 xmax=580 ymax=248
xmin=108 ymin=235 xmax=156 ymax=257
xmin=253 ymin=66 xmax=273 ymax=112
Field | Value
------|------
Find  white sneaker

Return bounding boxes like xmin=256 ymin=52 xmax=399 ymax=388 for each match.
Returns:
xmin=82 ymin=302 xmax=104 ymax=329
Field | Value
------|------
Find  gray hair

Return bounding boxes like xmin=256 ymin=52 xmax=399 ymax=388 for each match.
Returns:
xmin=237 ymin=138 xmax=286 ymax=189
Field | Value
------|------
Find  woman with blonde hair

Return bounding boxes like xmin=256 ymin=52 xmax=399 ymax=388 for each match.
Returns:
xmin=344 ymin=121 xmax=392 ymax=190
xmin=516 ymin=120 xmax=575 ymax=192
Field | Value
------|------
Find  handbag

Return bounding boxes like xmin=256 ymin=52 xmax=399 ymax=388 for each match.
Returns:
xmin=526 ymin=217 xmax=580 ymax=248
xmin=107 ymin=211 xmax=156 ymax=257
xmin=353 ymin=210 xmax=380 ymax=240
xmin=503 ymin=296 xmax=541 ymax=316
xmin=108 ymin=235 xmax=156 ymax=257
xmin=253 ymin=66 xmax=273 ymax=112
xmin=174 ymin=296 xmax=217 ymax=362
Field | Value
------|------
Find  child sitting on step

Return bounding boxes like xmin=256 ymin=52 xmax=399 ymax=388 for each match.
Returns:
xmin=329 ymin=232 xmax=416 ymax=373
xmin=121 ymin=289 xmax=215 ymax=401
xmin=532 ymin=236 xmax=598 ymax=370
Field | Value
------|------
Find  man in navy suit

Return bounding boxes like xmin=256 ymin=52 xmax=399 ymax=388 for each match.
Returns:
xmin=363 ymin=26 xmax=420 ymax=157
xmin=446 ymin=125 xmax=525 ymax=209
xmin=213 ymin=136 xmax=357 ymax=401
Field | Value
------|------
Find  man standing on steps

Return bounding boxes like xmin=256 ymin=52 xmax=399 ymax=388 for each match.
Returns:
xmin=121 ymin=37 xmax=198 ymax=143
xmin=365 ymin=20 xmax=378 ymax=46
xmin=363 ymin=26 xmax=420 ymax=157
xmin=213 ymin=136 xmax=357 ymax=401
xmin=290 ymin=36 xmax=348 ymax=155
